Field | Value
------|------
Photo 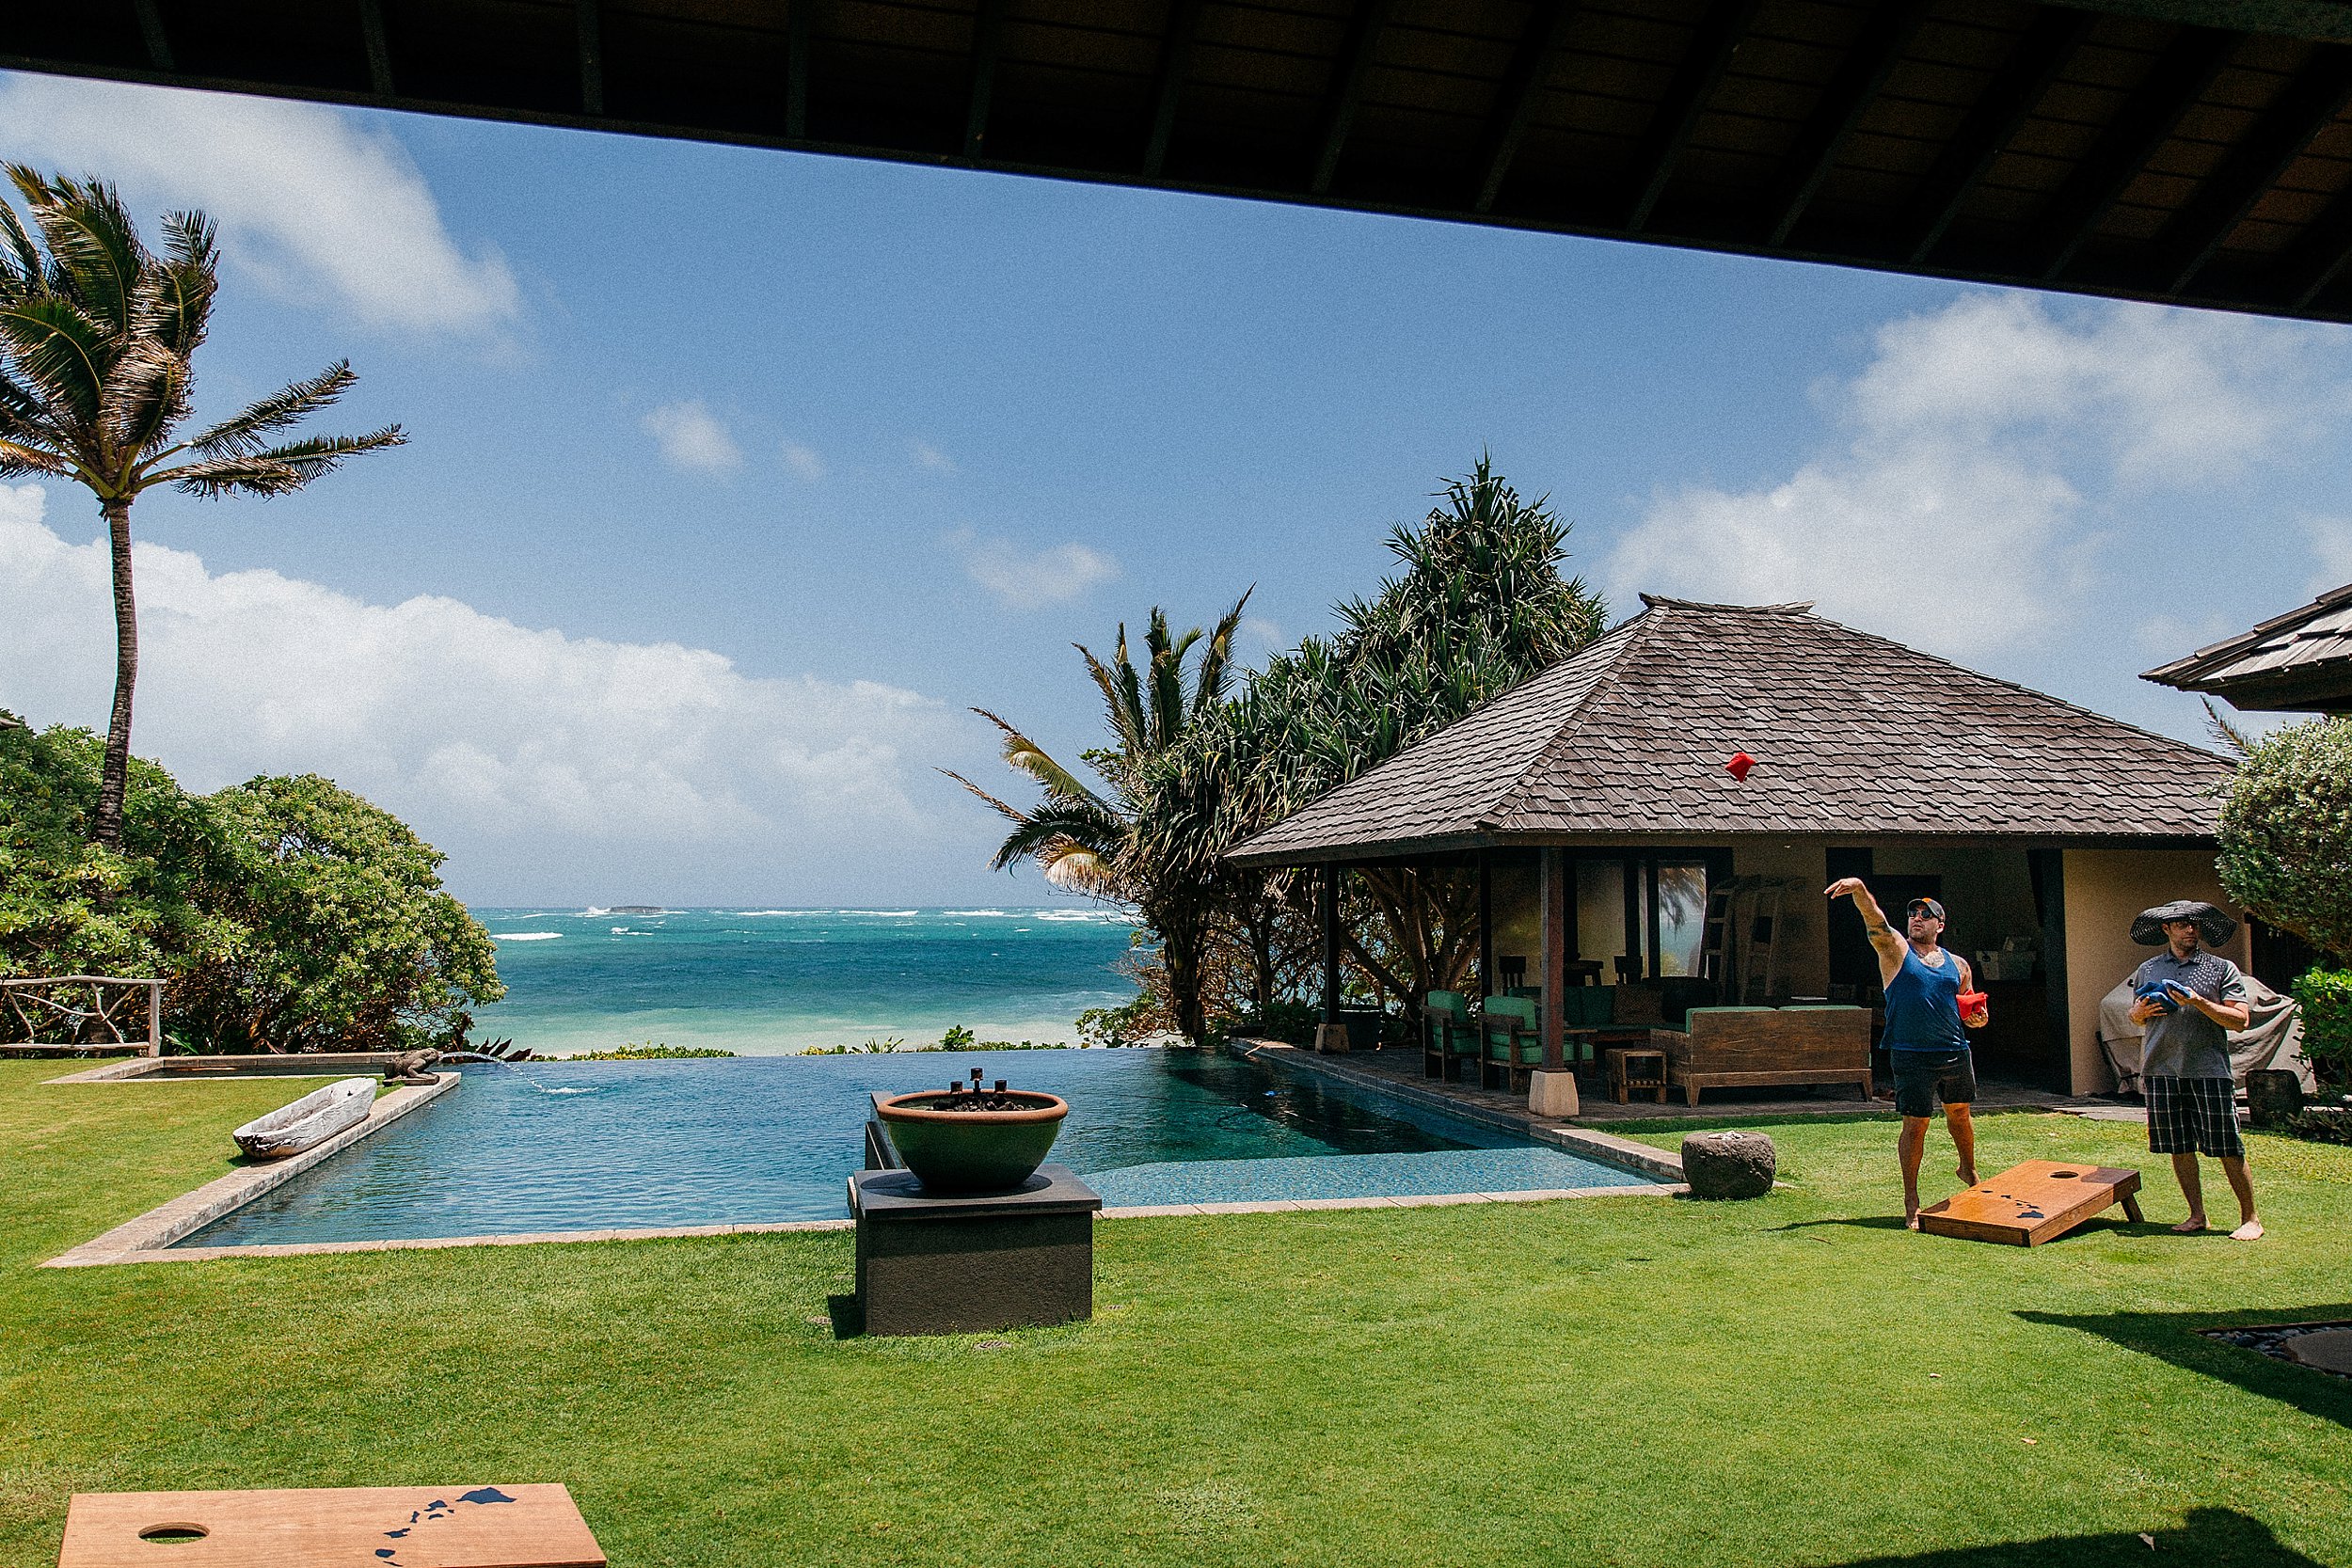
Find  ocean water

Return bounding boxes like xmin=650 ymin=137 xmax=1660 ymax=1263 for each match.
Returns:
xmin=465 ymin=907 xmax=1141 ymax=1058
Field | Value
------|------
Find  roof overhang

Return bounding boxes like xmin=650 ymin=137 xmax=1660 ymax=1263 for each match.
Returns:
xmin=22 ymin=2 xmax=2352 ymax=324
xmin=1229 ymin=829 xmax=2223 ymax=870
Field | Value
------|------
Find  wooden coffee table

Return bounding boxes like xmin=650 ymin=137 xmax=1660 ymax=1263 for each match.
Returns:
xmin=1917 ymin=1159 xmax=2143 ymax=1246
xmin=59 ymin=1484 xmax=604 ymax=1568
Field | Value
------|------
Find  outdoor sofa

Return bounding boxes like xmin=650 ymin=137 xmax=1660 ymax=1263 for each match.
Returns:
xmin=1650 ymin=1005 xmax=1874 ymax=1106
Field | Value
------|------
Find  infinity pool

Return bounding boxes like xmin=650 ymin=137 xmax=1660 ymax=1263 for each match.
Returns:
xmin=178 ymin=1048 xmax=1652 ymax=1245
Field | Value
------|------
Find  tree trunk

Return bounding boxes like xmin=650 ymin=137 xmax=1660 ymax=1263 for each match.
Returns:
xmin=1162 ymin=917 xmax=1208 ymax=1044
xmin=92 ymin=497 xmax=139 ymax=852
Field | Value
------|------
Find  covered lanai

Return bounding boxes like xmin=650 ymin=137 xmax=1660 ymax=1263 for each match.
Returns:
xmin=1230 ymin=595 xmax=2244 ymax=1098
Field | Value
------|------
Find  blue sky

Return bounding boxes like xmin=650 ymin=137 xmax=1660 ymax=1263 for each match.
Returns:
xmin=2 ymin=71 xmax=2346 ymax=906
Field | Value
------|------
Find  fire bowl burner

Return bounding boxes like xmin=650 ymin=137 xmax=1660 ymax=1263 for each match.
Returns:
xmin=874 ymin=1069 xmax=1069 ymax=1195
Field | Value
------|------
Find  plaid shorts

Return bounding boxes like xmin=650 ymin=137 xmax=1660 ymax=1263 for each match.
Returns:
xmin=2146 ymin=1075 xmax=2245 ymax=1158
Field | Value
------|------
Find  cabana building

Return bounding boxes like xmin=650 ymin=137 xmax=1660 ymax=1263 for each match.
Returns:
xmin=1230 ymin=597 xmax=2243 ymax=1099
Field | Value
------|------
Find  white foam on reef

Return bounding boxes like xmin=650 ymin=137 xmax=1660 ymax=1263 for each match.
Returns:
xmin=944 ymin=909 xmax=1011 ymax=917
xmin=492 ymin=932 xmax=564 ymax=941
xmin=580 ymin=907 xmax=609 ymax=917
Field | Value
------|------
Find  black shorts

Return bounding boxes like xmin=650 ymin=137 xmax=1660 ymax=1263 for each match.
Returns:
xmin=1890 ymin=1050 xmax=1977 ymax=1117
xmin=2146 ymin=1075 xmax=2245 ymax=1158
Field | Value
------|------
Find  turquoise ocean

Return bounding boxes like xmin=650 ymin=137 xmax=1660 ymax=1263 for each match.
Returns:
xmin=465 ymin=907 xmax=1143 ymax=1058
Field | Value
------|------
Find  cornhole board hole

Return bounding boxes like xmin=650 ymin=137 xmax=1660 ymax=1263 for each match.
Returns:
xmin=58 ymin=1483 xmax=604 ymax=1568
xmin=1917 ymin=1160 xmax=2143 ymax=1246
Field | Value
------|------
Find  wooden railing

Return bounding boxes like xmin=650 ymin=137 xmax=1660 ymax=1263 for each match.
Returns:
xmin=0 ymin=975 xmax=165 ymax=1055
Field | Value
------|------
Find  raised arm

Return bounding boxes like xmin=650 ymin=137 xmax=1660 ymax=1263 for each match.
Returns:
xmin=1826 ymin=877 xmax=1907 ymax=988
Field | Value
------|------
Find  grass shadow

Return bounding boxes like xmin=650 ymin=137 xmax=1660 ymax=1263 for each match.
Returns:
xmin=1770 ymin=1216 xmax=1912 ymax=1232
xmin=1812 ymin=1508 xmax=2320 ymax=1566
xmin=2019 ymin=1306 xmax=2352 ymax=1430
xmin=824 ymin=1292 xmax=862 ymax=1339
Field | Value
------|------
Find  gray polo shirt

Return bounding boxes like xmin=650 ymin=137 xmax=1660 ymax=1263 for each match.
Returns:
xmin=2130 ymin=950 xmax=2247 ymax=1081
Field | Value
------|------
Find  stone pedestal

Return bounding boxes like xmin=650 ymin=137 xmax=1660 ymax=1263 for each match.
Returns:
xmin=1528 ymin=1069 xmax=1580 ymax=1118
xmin=849 ymin=1164 xmax=1100 ymax=1337
xmin=1314 ymin=1022 xmax=1350 ymax=1053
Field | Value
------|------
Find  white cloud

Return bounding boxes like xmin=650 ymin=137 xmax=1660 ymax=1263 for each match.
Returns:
xmin=1607 ymin=293 xmax=2331 ymax=658
xmin=782 ymin=442 xmax=825 ymax=482
xmin=2306 ymin=517 xmax=2352 ymax=593
xmin=642 ymin=401 xmax=742 ymax=473
xmin=0 ymin=484 xmax=960 ymax=898
xmin=950 ymin=530 xmax=1119 ymax=609
xmin=912 ymin=440 xmax=956 ymax=473
xmin=0 ymin=72 xmax=517 ymax=338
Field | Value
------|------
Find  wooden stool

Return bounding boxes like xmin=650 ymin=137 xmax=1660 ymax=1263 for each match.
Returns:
xmin=1607 ymin=1047 xmax=1668 ymax=1104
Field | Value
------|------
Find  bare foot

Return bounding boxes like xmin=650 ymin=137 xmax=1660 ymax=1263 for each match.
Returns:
xmin=2171 ymin=1216 xmax=2208 ymax=1235
xmin=2231 ymin=1219 xmax=2264 ymax=1241
xmin=1905 ymin=1212 xmax=1922 ymax=1231
xmin=1957 ymin=1165 xmax=1979 ymax=1187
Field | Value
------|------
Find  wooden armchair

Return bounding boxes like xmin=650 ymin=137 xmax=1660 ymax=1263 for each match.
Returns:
xmin=1422 ymin=990 xmax=1475 ymax=1080
xmin=1481 ymin=994 xmax=1543 ymax=1091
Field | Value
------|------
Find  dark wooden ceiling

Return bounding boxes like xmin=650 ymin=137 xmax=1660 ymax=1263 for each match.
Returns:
xmin=18 ymin=1 xmax=2352 ymax=321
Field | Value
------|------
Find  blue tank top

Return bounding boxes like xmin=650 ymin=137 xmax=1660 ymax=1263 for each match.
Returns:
xmin=1883 ymin=945 xmax=1966 ymax=1053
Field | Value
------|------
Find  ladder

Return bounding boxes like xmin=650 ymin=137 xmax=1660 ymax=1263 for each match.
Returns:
xmin=1740 ymin=884 xmax=1785 ymax=1005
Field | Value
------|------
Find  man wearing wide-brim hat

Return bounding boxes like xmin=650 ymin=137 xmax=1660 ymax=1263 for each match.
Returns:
xmin=2126 ymin=900 xmax=2261 ymax=1240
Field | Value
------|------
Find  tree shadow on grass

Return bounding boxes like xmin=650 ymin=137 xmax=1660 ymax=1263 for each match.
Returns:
xmin=1815 ymin=1508 xmax=2319 ymax=1566
xmin=2019 ymin=1306 xmax=2352 ymax=1430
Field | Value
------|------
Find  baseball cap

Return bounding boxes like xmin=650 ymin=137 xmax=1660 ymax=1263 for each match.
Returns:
xmin=1905 ymin=897 xmax=1947 ymax=921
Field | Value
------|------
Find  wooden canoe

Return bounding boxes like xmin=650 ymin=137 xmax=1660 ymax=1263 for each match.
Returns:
xmin=230 ymin=1077 xmax=377 ymax=1159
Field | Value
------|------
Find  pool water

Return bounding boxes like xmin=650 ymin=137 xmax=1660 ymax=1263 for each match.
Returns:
xmin=178 ymin=1049 xmax=1653 ymax=1245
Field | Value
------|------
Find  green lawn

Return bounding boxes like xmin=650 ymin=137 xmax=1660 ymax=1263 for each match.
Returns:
xmin=2 ymin=1060 xmax=2346 ymax=1568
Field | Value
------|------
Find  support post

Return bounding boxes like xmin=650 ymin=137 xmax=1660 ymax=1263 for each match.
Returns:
xmin=147 ymin=980 xmax=162 ymax=1057
xmin=1477 ymin=852 xmax=1494 ymax=997
xmin=1320 ymin=863 xmax=1343 ymax=1024
xmin=1540 ymin=847 xmax=1566 ymax=1071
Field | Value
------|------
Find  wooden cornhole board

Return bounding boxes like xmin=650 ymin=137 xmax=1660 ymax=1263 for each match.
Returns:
xmin=58 ymin=1483 xmax=604 ymax=1568
xmin=1918 ymin=1160 xmax=2144 ymax=1246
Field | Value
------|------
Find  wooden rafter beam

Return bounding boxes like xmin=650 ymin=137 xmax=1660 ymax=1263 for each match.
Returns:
xmin=1142 ymin=0 xmax=1203 ymax=178
xmin=1903 ymin=8 xmax=2090 ymax=265
xmin=1624 ymin=0 xmax=1762 ymax=233
xmin=1311 ymin=0 xmax=1396 ymax=197
xmin=964 ymin=0 xmax=1010 ymax=159
xmin=577 ymin=0 xmax=604 ymax=118
xmin=2034 ymin=25 xmax=2237 ymax=282
xmin=130 ymin=0 xmax=174 ymax=72
xmin=2155 ymin=43 xmax=2352 ymax=293
xmin=787 ymin=0 xmax=817 ymax=139
xmin=2271 ymin=173 xmax=2352 ymax=308
xmin=1765 ymin=0 xmax=1926 ymax=247
xmin=358 ymin=0 xmax=395 ymax=97
xmin=1472 ymin=0 xmax=1581 ymax=214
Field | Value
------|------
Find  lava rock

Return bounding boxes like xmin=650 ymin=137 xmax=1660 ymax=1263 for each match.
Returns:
xmin=2246 ymin=1069 xmax=2306 ymax=1129
xmin=1681 ymin=1130 xmax=1775 ymax=1199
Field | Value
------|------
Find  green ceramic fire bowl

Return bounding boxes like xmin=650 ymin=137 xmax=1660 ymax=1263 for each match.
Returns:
xmin=875 ymin=1089 xmax=1070 ymax=1194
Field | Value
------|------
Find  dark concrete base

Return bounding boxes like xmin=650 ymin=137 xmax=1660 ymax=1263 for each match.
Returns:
xmin=848 ymin=1164 xmax=1101 ymax=1337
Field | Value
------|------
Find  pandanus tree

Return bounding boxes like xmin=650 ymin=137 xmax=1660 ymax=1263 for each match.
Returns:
xmin=0 ymin=166 xmax=405 ymax=849
xmin=1135 ymin=456 xmax=1609 ymax=1019
xmin=946 ymin=594 xmax=1250 ymax=1040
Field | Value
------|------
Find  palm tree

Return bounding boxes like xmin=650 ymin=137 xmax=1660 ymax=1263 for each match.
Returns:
xmin=946 ymin=594 xmax=1249 ymax=1038
xmin=0 ymin=166 xmax=405 ymax=849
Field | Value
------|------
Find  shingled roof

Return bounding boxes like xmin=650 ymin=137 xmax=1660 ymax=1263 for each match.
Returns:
xmin=1229 ymin=597 xmax=2230 ymax=866
xmin=2141 ymin=582 xmax=2352 ymax=715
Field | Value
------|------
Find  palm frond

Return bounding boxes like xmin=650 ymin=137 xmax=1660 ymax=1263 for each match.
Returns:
xmin=188 ymin=361 xmax=356 ymax=458
xmin=17 ymin=170 xmax=146 ymax=334
xmin=938 ymin=768 xmax=1028 ymax=826
xmin=0 ymin=437 xmax=72 ymax=478
xmin=1077 ymin=642 xmax=1146 ymax=756
xmin=0 ymin=296 xmax=112 ymax=426
xmin=2202 ymin=698 xmax=2258 ymax=759
xmin=161 ymin=425 xmax=405 ymax=497
xmin=97 ymin=335 xmax=191 ymax=462
xmin=969 ymin=707 xmax=1109 ymax=807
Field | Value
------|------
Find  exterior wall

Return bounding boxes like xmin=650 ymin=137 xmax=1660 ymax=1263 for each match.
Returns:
xmin=1726 ymin=843 xmax=1830 ymax=996
xmin=2060 ymin=848 xmax=2249 ymax=1094
xmin=1874 ymin=845 xmax=2042 ymax=961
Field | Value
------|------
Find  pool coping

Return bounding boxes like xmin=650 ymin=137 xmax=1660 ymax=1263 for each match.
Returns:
xmin=42 ymin=1071 xmax=461 ymax=1267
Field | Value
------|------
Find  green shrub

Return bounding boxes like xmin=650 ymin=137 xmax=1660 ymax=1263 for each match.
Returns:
xmin=938 ymin=1024 xmax=976 ymax=1050
xmin=566 ymin=1043 xmax=736 ymax=1060
xmin=2217 ymin=717 xmax=2352 ymax=958
xmin=2290 ymin=968 xmax=2352 ymax=1087
xmin=1076 ymin=995 xmax=1163 ymax=1048
xmin=0 ymin=721 xmax=500 ymax=1053
xmin=1209 ymin=999 xmax=1320 ymax=1045
xmin=2279 ymin=1106 xmax=2352 ymax=1146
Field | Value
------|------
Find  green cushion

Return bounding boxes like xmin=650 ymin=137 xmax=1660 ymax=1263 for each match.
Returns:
xmin=1685 ymin=1006 xmax=1772 ymax=1019
xmin=1485 ymin=995 xmax=1536 ymax=1022
xmin=1426 ymin=990 xmax=1470 ymax=1022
